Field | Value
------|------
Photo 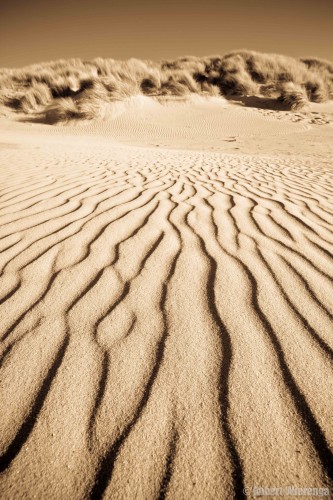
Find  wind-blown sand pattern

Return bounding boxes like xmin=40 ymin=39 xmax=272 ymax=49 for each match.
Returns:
xmin=0 ymin=100 xmax=333 ymax=499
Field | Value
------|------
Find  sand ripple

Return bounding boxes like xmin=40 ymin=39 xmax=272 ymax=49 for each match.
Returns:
xmin=0 ymin=142 xmax=332 ymax=498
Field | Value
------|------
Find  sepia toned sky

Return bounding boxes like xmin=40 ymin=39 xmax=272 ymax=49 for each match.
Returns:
xmin=1 ymin=0 xmax=332 ymax=68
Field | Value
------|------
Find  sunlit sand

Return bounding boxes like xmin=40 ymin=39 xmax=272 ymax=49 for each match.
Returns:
xmin=0 ymin=93 xmax=332 ymax=498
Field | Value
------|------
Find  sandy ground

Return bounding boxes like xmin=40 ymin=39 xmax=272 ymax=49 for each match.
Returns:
xmin=0 ymin=98 xmax=333 ymax=499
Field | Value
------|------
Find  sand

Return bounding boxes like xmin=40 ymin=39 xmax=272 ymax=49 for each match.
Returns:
xmin=0 ymin=97 xmax=332 ymax=499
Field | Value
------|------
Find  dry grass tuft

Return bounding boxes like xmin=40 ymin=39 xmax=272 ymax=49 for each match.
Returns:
xmin=19 ymin=83 xmax=52 ymax=112
xmin=278 ymin=83 xmax=309 ymax=110
xmin=44 ymin=98 xmax=81 ymax=123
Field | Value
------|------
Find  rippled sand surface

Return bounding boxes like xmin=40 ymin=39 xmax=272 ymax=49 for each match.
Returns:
xmin=0 ymin=100 xmax=332 ymax=498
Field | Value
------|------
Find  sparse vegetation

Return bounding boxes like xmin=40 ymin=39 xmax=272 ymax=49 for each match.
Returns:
xmin=44 ymin=98 xmax=81 ymax=123
xmin=1 ymin=50 xmax=332 ymax=121
xmin=278 ymin=82 xmax=309 ymax=110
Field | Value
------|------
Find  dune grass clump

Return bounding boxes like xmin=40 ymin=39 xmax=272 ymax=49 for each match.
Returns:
xmin=75 ymin=99 xmax=105 ymax=120
xmin=140 ymin=73 xmax=161 ymax=95
xmin=1 ymin=50 xmax=332 ymax=121
xmin=304 ymin=77 xmax=328 ymax=103
xmin=218 ymin=72 xmax=259 ymax=96
xmin=19 ymin=83 xmax=52 ymax=112
xmin=73 ymin=80 xmax=112 ymax=119
xmin=198 ymin=81 xmax=221 ymax=97
xmin=158 ymin=70 xmax=199 ymax=97
xmin=76 ymin=79 xmax=110 ymax=103
xmin=278 ymin=83 xmax=309 ymax=110
xmin=44 ymin=98 xmax=81 ymax=123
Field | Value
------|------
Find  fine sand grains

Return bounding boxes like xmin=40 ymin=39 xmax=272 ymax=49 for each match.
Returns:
xmin=0 ymin=110 xmax=332 ymax=499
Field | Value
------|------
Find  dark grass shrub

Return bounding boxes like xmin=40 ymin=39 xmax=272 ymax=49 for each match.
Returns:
xmin=168 ymin=70 xmax=199 ymax=93
xmin=51 ymin=81 xmax=75 ymax=98
xmin=259 ymin=84 xmax=280 ymax=98
xmin=139 ymin=68 xmax=161 ymax=95
xmin=31 ymin=71 xmax=55 ymax=86
xmin=19 ymin=83 xmax=52 ymax=112
xmin=278 ymin=83 xmax=309 ymax=110
xmin=193 ymin=72 xmax=208 ymax=84
xmin=160 ymin=80 xmax=190 ymax=97
xmin=218 ymin=72 xmax=258 ymax=96
xmin=301 ymin=58 xmax=333 ymax=74
xmin=74 ymin=81 xmax=110 ymax=108
xmin=79 ymin=78 xmax=96 ymax=92
xmin=4 ymin=97 xmax=22 ymax=110
xmin=44 ymin=98 xmax=81 ymax=123
xmin=199 ymin=81 xmax=221 ymax=96
xmin=205 ymin=70 xmax=221 ymax=86
xmin=305 ymin=79 xmax=328 ymax=102
xmin=245 ymin=56 xmax=266 ymax=83
xmin=205 ymin=57 xmax=224 ymax=73
xmin=76 ymin=99 xmax=105 ymax=120
xmin=140 ymin=76 xmax=160 ymax=95
xmin=220 ymin=54 xmax=247 ymax=76
xmin=277 ymin=72 xmax=294 ymax=82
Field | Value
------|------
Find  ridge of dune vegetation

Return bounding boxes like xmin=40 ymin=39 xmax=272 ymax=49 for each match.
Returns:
xmin=1 ymin=50 xmax=333 ymax=122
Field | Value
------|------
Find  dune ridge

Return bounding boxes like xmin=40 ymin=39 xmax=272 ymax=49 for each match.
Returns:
xmin=0 ymin=98 xmax=333 ymax=499
xmin=1 ymin=50 xmax=333 ymax=122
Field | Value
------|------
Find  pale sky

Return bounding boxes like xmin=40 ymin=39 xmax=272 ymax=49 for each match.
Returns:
xmin=1 ymin=0 xmax=332 ymax=67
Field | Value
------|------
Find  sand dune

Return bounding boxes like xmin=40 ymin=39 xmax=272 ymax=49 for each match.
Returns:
xmin=0 ymin=100 xmax=333 ymax=499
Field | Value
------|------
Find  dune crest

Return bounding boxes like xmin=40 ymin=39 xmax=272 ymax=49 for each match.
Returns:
xmin=1 ymin=50 xmax=333 ymax=123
